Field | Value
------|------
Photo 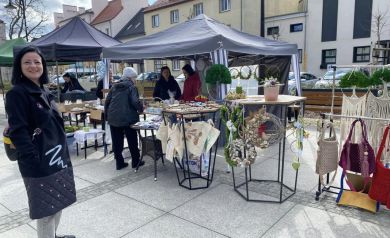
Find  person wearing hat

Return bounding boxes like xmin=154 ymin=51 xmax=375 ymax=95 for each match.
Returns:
xmin=104 ymin=67 xmax=144 ymax=170
xmin=61 ymin=72 xmax=85 ymax=93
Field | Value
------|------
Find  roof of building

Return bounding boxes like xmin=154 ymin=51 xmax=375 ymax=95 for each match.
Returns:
xmin=144 ymin=0 xmax=193 ymax=13
xmin=91 ymin=0 xmax=123 ymax=25
xmin=115 ymin=8 xmax=145 ymax=40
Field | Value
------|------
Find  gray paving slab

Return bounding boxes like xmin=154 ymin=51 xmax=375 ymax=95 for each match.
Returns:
xmin=115 ymin=166 xmax=219 ymax=212
xmin=0 ymin=224 xmax=36 ymax=238
xmin=29 ymin=192 xmax=165 ymax=238
xmin=171 ymin=183 xmax=295 ymax=238
xmin=262 ymin=204 xmax=390 ymax=238
xmin=237 ymin=158 xmax=318 ymax=193
xmin=0 ymin=164 xmax=29 ymax=212
xmin=123 ymin=213 xmax=228 ymax=238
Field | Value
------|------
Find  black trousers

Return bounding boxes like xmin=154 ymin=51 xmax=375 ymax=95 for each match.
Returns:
xmin=110 ymin=125 xmax=140 ymax=166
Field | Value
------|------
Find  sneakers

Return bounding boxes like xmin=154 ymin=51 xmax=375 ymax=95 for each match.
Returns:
xmin=116 ymin=162 xmax=129 ymax=170
xmin=132 ymin=160 xmax=145 ymax=168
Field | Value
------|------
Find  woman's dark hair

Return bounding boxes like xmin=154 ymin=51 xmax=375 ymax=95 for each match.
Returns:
xmin=182 ymin=64 xmax=195 ymax=76
xmin=159 ymin=66 xmax=173 ymax=81
xmin=63 ymin=72 xmax=77 ymax=81
xmin=11 ymin=46 xmax=49 ymax=86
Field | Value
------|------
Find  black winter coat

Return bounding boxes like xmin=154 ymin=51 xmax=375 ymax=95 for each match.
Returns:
xmin=5 ymin=80 xmax=76 ymax=219
xmin=153 ymin=76 xmax=181 ymax=100
xmin=104 ymin=79 xmax=143 ymax=127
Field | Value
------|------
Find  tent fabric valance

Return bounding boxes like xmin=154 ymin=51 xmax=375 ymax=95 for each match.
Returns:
xmin=14 ymin=17 xmax=120 ymax=62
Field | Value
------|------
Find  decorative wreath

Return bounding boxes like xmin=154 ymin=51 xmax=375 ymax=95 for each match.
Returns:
xmin=253 ymin=65 xmax=261 ymax=81
xmin=228 ymin=138 xmax=257 ymax=167
xmin=221 ymin=104 xmax=244 ymax=167
xmin=239 ymin=66 xmax=252 ymax=80
xmin=229 ymin=68 xmax=240 ymax=79
xmin=243 ymin=108 xmax=284 ymax=148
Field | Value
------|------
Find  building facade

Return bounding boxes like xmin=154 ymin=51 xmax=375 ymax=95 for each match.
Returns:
xmin=142 ymin=0 xmax=262 ymax=75
xmin=265 ymin=0 xmax=390 ymax=77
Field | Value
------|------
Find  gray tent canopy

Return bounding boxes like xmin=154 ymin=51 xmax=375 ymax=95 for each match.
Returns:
xmin=14 ymin=17 xmax=120 ymax=62
xmin=103 ymin=14 xmax=301 ymax=95
xmin=103 ymin=14 xmax=298 ymax=60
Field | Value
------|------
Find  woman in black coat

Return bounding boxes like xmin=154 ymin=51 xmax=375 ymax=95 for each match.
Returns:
xmin=5 ymin=46 xmax=76 ymax=238
xmin=153 ymin=66 xmax=181 ymax=100
xmin=61 ymin=72 xmax=85 ymax=93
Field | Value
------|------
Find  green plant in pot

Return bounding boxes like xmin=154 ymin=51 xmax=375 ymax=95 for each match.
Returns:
xmin=339 ymin=71 xmax=369 ymax=88
xmin=205 ymin=64 xmax=232 ymax=99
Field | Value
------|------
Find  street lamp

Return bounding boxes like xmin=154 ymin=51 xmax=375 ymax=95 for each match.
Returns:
xmin=4 ymin=0 xmax=28 ymax=41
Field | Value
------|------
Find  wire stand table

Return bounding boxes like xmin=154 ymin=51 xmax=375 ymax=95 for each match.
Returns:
xmin=162 ymin=105 xmax=222 ymax=190
xmin=228 ymin=95 xmax=306 ymax=203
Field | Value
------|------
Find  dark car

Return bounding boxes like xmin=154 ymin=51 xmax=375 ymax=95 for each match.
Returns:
xmin=136 ymin=72 xmax=160 ymax=81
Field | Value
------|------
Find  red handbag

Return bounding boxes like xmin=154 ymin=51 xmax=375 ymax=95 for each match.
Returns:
xmin=368 ymin=125 xmax=390 ymax=208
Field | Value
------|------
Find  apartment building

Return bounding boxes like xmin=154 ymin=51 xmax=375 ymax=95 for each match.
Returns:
xmin=54 ymin=5 xmax=94 ymax=27
xmin=142 ymin=0 xmax=262 ymax=74
xmin=265 ymin=0 xmax=390 ymax=77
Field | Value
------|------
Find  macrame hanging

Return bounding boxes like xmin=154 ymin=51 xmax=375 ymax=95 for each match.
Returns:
xmin=365 ymin=87 xmax=390 ymax=156
xmin=339 ymin=89 xmax=367 ymax=154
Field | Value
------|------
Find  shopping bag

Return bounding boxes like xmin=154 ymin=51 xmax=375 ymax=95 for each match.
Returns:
xmin=316 ymin=122 xmax=338 ymax=186
xmin=368 ymin=125 xmax=390 ymax=208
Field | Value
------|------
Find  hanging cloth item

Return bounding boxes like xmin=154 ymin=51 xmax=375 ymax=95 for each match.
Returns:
xmin=369 ymin=125 xmax=390 ymax=208
xmin=365 ymin=89 xmax=390 ymax=153
xmin=339 ymin=92 xmax=367 ymax=154
xmin=316 ymin=122 xmax=338 ymax=187
xmin=339 ymin=119 xmax=375 ymax=191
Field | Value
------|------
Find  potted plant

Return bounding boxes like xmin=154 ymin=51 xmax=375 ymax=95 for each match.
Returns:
xmin=205 ymin=64 xmax=232 ymax=99
xmin=263 ymin=77 xmax=282 ymax=101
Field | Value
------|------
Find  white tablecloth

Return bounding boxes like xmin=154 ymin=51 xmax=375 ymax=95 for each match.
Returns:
xmin=73 ymin=129 xmax=105 ymax=144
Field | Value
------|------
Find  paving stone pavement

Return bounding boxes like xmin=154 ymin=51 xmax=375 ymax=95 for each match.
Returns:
xmin=1 ymin=96 xmax=390 ymax=237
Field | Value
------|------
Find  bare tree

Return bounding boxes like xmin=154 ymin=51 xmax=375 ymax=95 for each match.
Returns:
xmin=372 ymin=8 xmax=388 ymax=46
xmin=1 ymin=0 xmax=50 ymax=41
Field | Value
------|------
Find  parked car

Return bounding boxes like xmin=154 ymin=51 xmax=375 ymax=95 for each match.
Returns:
xmin=288 ymin=72 xmax=319 ymax=94
xmin=49 ymin=75 xmax=65 ymax=85
xmin=314 ymin=68 xmax=363 ymax=88
xmin=136 ymin=72 xmax=160 ymax=81
xmin=175 ymin=73 xmax=185 ymax=91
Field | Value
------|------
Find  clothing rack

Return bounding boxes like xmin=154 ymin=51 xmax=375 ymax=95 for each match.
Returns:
xmin=315 ymin=112 xmax=390 ymax=200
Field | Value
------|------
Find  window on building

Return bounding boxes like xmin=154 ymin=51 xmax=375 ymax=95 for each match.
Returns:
xmin=154 ymin=60 xmax=164 ymax=72
xmin=152 ymin=14 xmax=159 ymax=28
xmin=298 ymin=49 xmax=303 ymax=63
xmin=321 ymin=49 xmax=336 ymax=69
xmin=353 ymin=0 xmax=372 ymax=39
xmin=290 ymin=23 xmax=303 ymax=32
xmin=220 ymin=0 xmax=231 ymax=12
xmin=194 ymin=3 xmax=203 ymax=16
xmin=172 ymin=60 xmax=180 ymax=71
xmin=170 ymin=9 xmax=179 ymax=24
xmin=321 ymin=0 xmax=338 ymax=42
xmin=353 ymin=46 xmax=370 ymax=62
xmin=267 ymin=26 xmax=279 ymax=36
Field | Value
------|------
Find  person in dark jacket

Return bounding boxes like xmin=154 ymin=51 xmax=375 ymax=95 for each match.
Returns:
xmin=5 ymin=46 xmax=76 ymax=238
xmin=180 ymin=64 xmax=201 ymax=101
xmin=61 ymin=72 xmax=85 ymax=93
xmin=153 ymin=66 xmax=181 ymax=100
xmin=104 ymin=67 xmax=144 ymax=170
xmin=96 ymin=70 xmax=113 ymax=99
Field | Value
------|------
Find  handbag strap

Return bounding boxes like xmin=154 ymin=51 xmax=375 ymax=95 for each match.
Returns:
xmin=319 ymin=122 xmax=337 ymax=141
xmin=346 ymin=118 xmax=369 ymax=143
xmin=376 ymin=125 xmax=390 ymax=163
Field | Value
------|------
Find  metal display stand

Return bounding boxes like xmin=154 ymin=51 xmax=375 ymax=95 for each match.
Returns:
xmin=228 ymin=95 xmax=306 ymax=203
xmin=314 ymin=63 xmax=390 ymax=200
xmin=162 ymin=105 xmax=222 ymax=190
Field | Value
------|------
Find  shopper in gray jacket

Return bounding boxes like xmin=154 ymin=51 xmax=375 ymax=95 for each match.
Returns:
xmin=104 ymin=67 xmax=144 ymax=170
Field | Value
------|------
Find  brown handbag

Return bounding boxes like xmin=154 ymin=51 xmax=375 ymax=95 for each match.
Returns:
xmin=316 ymin=122 xmax=338 ymax=186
